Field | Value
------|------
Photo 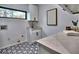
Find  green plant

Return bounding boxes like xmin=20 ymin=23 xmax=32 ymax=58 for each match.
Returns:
xmin=72 ymin=20 xmax=78 ymax=26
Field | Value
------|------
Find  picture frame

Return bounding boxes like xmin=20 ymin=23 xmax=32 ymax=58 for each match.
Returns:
xmin=47 ymin=8 xmax=57 ymax=26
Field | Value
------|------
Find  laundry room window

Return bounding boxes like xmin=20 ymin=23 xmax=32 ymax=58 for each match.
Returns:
xmin=0 ymin=6 xmax=27 ymax=19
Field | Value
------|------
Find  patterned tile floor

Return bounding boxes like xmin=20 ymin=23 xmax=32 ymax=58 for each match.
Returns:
xmin=0 ymin=42 xmax=39 ymax=54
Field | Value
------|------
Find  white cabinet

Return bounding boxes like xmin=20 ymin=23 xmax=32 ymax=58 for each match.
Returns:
xmin=29 ymin=29 xmax=42 ymax=42
xmin=28 ymin=4 xmax=38 ymax=21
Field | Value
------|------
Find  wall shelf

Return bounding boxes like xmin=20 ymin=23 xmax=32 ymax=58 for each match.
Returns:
xmin=28 ymin=20 xmax=38 ymax=22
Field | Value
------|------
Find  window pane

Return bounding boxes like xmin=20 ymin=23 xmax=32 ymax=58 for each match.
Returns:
xmin=6 ymin=9 xmax=13 ymax=17
xmin=13 ymin=11 xmax=25 ymax=19
xmin=27 ymin=12 xmax=31 ymax=20
xmin=0 ymin=7 xmax=26 ymax=19
xmin=0 ymin=8 xmax=5 ymax=17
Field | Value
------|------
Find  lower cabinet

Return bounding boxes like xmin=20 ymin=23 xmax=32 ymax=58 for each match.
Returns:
xmin=29 ymin=29 xmax=42 ymax=42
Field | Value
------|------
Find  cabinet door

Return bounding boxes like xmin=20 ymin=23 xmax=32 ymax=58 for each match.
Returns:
xmin=36 ymin=31 xmax=41 ymax=39
xmin=30 ymin=31 xmax=38 ymax=42
xmin=30 ymin=30 xmax=41 ymax=42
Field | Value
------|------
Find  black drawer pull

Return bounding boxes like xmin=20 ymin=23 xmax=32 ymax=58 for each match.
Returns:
xmin=36 ymin=32 xmax=38 ymax=36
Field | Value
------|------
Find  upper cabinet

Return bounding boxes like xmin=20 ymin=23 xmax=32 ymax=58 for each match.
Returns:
xmin=27 ymin=4 xmax=39 ymax=21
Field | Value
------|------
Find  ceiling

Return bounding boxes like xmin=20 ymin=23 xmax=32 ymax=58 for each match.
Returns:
xmin=59 ymin=4 xmax=79 ymax=14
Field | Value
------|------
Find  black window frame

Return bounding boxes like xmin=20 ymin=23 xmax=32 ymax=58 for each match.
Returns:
xmin=0 ymin=6 xmax=27 ymax=19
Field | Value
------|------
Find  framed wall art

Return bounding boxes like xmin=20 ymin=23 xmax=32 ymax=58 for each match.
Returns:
xmin=47 ymin=8 xmax=57 ymax=26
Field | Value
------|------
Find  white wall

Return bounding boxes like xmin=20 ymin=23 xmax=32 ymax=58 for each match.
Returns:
xmin=0 ymin=4 xmax=30 ymax=48
xmin=38 ymin=4 xmax=77 ymax=37
xmin=0 ymin=19 xmax=30 ymax=48
xmin=28 ymin=4 xmax=39 ymax=21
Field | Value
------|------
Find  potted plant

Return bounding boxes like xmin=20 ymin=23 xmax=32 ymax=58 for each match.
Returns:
xmin=72 ymin=20 xmax=78 ymax=31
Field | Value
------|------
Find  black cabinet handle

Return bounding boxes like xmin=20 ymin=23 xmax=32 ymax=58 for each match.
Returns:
xmin=36 ymin=32 xmax=38 ymax=36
